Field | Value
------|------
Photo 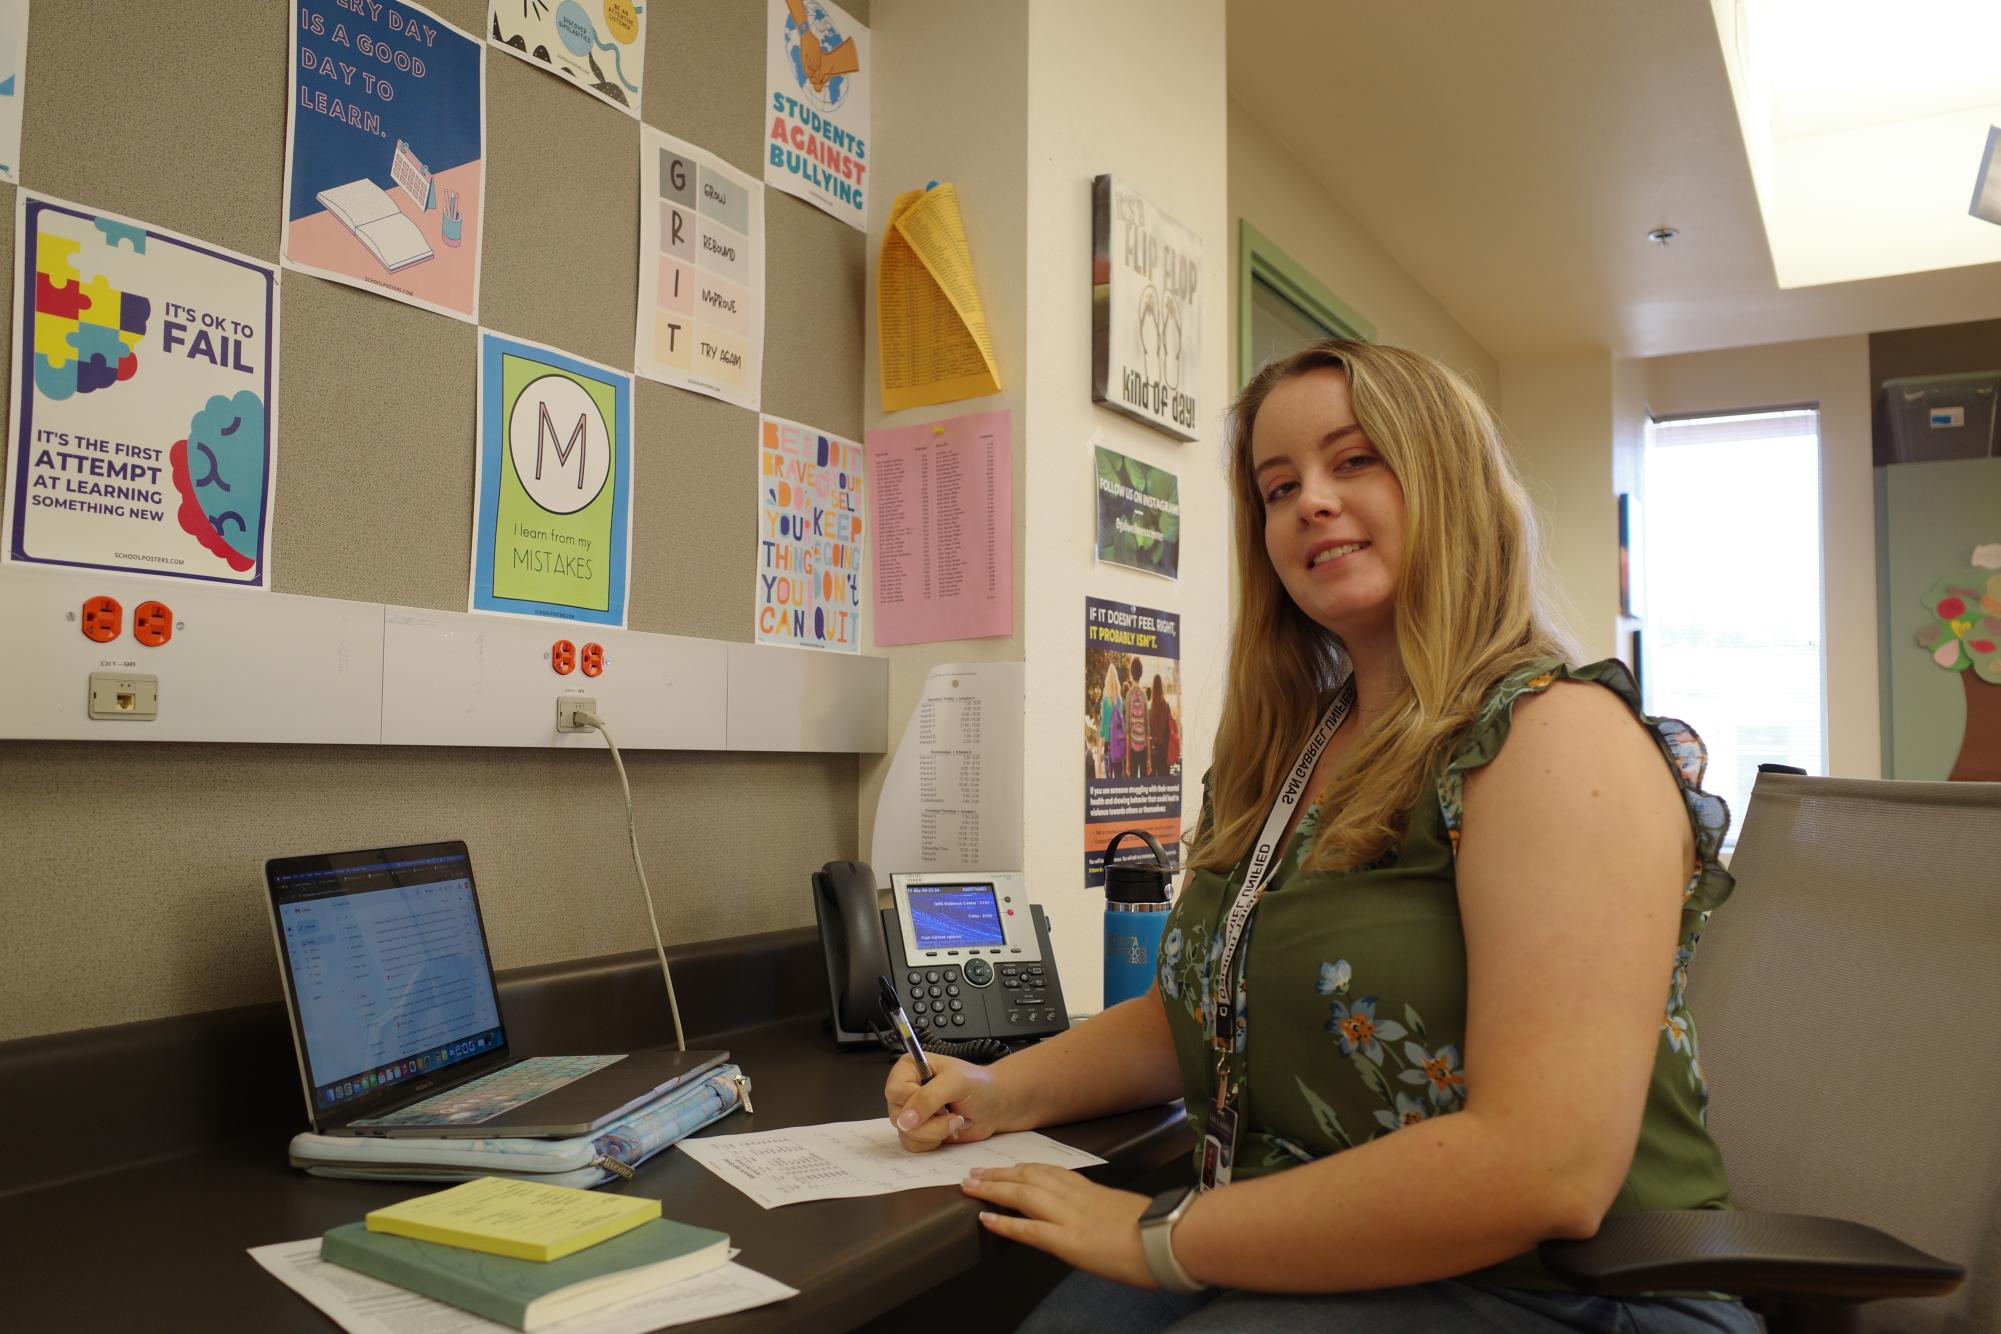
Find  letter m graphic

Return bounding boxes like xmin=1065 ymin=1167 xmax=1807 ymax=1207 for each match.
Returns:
xmin=535 ymin=402 xmax=589 ymax=488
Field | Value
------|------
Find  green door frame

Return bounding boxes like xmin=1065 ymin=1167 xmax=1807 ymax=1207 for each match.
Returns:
xmin=1236 ymin=219 xmax=1376 ymax=388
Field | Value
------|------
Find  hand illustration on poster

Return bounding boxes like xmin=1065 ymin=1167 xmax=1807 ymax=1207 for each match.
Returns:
xmin=489 ymin=0 xmax=646 ymax=118
xmin=470 ymin=332 xmax=633 ymax=626
xmin=757 ymin=415 xmax=865 ymax=652
xmin=283 ymin=0 xmax=485 ymax=322
xmin=1084 ymin=598 xmax=1182 ymax=888
xmin=6 ymin=192 xmax=279 ymax=586
xmin=765 ymin=0 xmax=870 ymax=230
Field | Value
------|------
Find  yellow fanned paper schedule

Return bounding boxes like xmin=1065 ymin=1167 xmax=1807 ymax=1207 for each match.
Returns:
xmin=878 ymin=183 xmax=1002 ymax=411
xmin=365 ymin=1177 xmax=661 ymax=1263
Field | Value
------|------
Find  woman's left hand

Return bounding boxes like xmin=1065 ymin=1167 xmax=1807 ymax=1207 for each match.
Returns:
xmin=961 ymin=1164 xmax=1158 ymax=1288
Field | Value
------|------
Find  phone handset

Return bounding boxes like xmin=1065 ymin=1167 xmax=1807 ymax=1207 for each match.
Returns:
xmin=812 ymin=860 xmax=891 ymax=1045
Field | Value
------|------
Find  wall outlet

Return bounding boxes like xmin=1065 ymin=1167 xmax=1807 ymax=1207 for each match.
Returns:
xmin=81 ymin=596 xmax=122 ymax=643
xmin=88 ymin=672 xmax=159 ymax=720
xmin=555 ymin=695 xmax=598 ymax=733
xmin=132 ymin=600 xmax=173 ymax=647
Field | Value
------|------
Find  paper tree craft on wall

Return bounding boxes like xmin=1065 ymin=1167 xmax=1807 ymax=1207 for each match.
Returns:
xmin=1914 ymin=542 xmax=2001 ymax=781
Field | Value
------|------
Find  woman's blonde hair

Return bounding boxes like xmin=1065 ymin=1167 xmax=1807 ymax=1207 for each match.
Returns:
xmin=1186 ymin=340 xmax=1575 ymax=875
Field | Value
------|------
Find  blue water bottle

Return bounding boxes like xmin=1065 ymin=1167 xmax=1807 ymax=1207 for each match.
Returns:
xmin=1102 ymin=829 xmax=1173 ymax=1009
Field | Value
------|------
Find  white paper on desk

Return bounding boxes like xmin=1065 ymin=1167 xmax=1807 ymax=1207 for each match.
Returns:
xmin=248 ymin=1240 xmax=796 ymax=1334
xmin=675 ymin=1118 xmax=1105 ymax=1209
xmin=870 ymin=661 xmax=1024 ymax=874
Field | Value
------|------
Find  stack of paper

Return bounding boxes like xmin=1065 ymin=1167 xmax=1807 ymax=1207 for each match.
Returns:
xmin=877 ymin=183 xmax=1001 ymax=411
xmin=252 ymin=1240 xmax=797 ymax=1334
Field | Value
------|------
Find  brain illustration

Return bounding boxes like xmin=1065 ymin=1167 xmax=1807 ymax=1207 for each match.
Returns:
xmin=170 ymin=390 xmax=267 ymax=572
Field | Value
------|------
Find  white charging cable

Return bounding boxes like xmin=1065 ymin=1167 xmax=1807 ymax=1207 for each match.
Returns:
xmin=575 ymin=709 xmax=687 ymax=1052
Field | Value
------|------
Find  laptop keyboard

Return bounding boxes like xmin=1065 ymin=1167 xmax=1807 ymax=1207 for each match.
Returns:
xmin=349 ymin=1054 xmax=625 ymax=1128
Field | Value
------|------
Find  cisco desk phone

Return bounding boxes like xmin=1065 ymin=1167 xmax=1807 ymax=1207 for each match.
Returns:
xmin=812 ymin=861 xmax=1070 ymax=1058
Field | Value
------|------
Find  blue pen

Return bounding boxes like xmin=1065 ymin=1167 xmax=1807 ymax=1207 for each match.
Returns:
xmin=879 ymin=975 xmax=935 ymax=1083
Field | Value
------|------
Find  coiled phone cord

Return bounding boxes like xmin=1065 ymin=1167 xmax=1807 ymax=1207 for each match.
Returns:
xmin=873 ymin=1027 xmax=1012 ymax=1065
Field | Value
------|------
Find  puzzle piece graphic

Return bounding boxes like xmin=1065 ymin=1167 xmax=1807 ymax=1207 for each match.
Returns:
xmin=92 ymin=219 xmax=147 ymax=253
xmin=33 ymin=352 xmax=77 ymax=400
xmin=37 ymin=232 xmax=81 ymax=287
xmin=36 ymin=271 xmax=88 ymax=321
xmin=35 ymin=310 xmax=80 ymax=368
xmin=67 ymin=323 xmax=138 ymax=393
xmin=77 ymin=272 xmax=124 ymax=329
xmin=72 ymin=352 xmax=121 ymax=395
xmin=31 ymin=226 xmax=151 ymax=399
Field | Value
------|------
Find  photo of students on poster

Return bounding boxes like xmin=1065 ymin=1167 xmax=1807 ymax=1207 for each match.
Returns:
xmin=1084 ymin=597 xmax=1182 ymax=889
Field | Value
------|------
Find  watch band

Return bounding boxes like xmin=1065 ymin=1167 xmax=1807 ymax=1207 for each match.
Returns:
xmin=1139 ymin=1187 xmax=1206 ymax=1294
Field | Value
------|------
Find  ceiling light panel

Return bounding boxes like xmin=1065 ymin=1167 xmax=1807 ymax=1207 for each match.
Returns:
xmin=1717 ymin=0 xmax=2001 ymax=285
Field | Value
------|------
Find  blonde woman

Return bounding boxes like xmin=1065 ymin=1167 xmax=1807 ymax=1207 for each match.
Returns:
xmin=884 ymin=341 xmax=1752 ymax=1332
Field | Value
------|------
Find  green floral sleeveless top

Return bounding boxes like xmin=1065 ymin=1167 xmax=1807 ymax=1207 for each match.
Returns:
xmin=1159 ymin=659 xmax=1736 ymax=1290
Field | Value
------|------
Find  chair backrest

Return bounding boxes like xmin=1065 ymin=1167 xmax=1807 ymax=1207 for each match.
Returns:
xmin=1689 ymin=773 xmax=2001 ymax=1334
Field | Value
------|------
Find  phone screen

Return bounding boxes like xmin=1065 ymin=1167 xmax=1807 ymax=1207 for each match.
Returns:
xmin=904 ymin=882 xmax=1006 ymax=949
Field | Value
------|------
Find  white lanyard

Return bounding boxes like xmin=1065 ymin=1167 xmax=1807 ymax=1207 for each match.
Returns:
xmin=1209 ymin=671 xmax=1356 ymax=1053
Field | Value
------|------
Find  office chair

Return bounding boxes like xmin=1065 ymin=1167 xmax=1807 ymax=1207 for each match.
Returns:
xmin=1540 ymin=772 xmax=1995 ymax=1333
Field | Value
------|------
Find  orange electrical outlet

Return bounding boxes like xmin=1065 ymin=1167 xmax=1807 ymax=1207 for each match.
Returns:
xmin=580 ymin=642 xmax=605 ymax=677
xmin=551 ymin=639 xmax=577 ymax=675
xmin=81 ymin=596 xmax=122 ymax=643
xmin=132 ymin=601 xmax=173 ymax=647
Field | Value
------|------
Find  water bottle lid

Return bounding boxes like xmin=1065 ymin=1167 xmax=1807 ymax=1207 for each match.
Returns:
xmin=1102 ymin=828 xmax=1171 ymax=904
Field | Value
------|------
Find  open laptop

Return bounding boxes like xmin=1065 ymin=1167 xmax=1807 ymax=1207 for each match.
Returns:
xmin=264 ymin=840 xmax=726 ymax=1137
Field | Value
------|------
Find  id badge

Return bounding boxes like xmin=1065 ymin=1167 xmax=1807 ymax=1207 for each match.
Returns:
xmin=1200 ymin=1099 xmax=1238 ymax=1190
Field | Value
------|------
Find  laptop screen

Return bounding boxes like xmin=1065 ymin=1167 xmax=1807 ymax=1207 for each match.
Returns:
xmin=267 ymin=842 xmax=506 ymax=1116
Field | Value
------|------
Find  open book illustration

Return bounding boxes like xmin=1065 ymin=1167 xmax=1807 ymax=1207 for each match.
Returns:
xmin=315 ymin=178 xmax=433 ymax=273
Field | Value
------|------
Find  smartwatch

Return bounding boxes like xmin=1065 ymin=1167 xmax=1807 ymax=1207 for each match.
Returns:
xmin=1138 ymin=1186 xmax=1206 ymax=1293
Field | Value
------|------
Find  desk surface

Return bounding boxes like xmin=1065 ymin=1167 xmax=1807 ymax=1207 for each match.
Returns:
xmin=2 ymin=1015 xmax=1191 ymax=1333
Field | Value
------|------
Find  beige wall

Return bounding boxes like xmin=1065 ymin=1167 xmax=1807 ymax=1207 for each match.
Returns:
xmin=1022 ymin=1 xmax=1232 ymax=997
xmin=859 ymin=1 xmax=1231 ymax=1001
xmin=1499 ymin=352 xmax=1620 ymax=662
xmin=1228 ymin=100 xmax=1499 ymax=397
xmin=1641 ymin=336 xmax=1881 ymax=779
xmin=858 ymin=0 xmax=1030 ymax=863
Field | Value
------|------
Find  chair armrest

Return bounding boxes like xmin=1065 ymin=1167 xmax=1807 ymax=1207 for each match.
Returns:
xmin=1537 ymin=1210 xmax=1965 ymax=1302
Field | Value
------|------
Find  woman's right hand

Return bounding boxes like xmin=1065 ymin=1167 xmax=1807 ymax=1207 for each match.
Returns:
xmin=883 ymin=1052 xmax=1023 ymax=1153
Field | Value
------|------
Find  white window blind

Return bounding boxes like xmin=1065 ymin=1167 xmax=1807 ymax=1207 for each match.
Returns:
xmin=1641 ymin=408 xmax=1826 ymax=844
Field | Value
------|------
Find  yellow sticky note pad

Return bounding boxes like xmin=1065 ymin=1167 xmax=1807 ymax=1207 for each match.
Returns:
xmin=365 ymin=1177 xmax=661 ymax=1263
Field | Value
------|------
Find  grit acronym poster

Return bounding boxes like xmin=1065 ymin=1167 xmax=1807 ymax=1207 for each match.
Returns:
xmin=6 ymin=192 xmax=279 ymax=587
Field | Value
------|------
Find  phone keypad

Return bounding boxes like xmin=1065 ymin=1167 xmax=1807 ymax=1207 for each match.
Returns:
xmin=899 ymin=956 xmax=1061 ymax=1035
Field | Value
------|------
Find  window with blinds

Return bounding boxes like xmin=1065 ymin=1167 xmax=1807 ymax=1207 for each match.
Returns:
xmin=1640 ymin=408 xmax=1826 ymax=844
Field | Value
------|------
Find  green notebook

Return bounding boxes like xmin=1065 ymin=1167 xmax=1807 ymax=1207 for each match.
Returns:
xmin=321 ymin=1217 xmax=730 ymax=1331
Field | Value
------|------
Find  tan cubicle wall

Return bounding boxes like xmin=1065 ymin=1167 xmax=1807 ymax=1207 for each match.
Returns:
xmin=0 ymin=0 xmax=871 ymax=1041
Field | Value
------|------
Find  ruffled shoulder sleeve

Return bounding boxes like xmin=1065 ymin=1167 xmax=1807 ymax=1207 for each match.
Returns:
xmin=1434 ymin=658 xmax=1735 ymax=912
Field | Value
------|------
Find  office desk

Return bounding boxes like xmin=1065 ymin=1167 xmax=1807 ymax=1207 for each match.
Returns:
xmin=0 ymin=933 xmax=1193 ymax=1332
